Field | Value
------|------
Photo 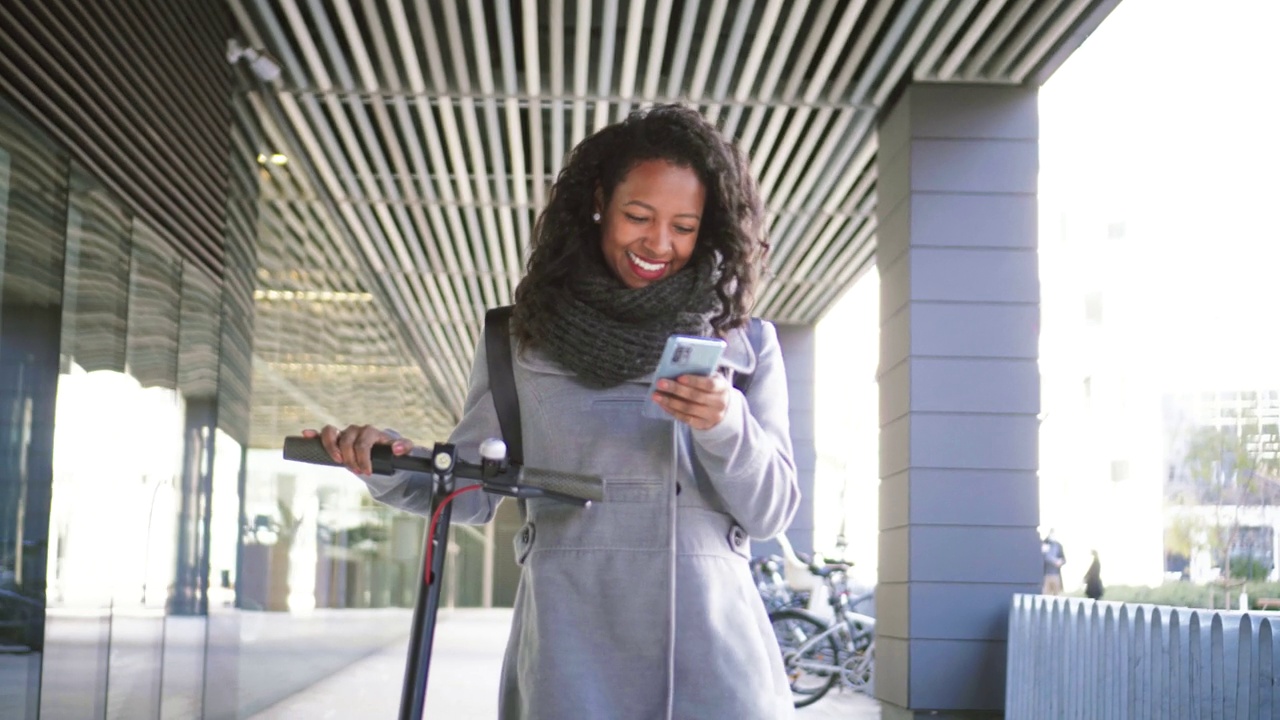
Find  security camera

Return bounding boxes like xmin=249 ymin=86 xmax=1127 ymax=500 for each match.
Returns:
xmin=226 ymin=38 xmax=282 ymax=83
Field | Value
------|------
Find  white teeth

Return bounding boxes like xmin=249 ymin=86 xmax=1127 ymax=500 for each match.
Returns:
xmin=628 ymin=251 xmax=666 ymax=272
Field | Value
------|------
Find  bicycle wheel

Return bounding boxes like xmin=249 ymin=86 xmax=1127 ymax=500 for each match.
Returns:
xmin=769 ymin=608 xmax=839 ymax=708
xmin=841 ymin=639 xmax=874 ymax=693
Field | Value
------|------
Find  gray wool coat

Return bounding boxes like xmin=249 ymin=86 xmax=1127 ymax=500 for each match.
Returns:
xmin=363 ymin=320 xmax=801 ymax=719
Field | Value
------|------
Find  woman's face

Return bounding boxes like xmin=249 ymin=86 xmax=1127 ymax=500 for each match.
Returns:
xmin=597 ymin=159 xmax=706 ymax=289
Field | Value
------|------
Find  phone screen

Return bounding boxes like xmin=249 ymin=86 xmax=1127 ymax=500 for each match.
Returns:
xmin=642 ymin=335 xmax=727 ymax=420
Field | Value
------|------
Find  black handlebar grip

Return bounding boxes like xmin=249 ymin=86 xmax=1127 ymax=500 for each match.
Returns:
xmin=518 ymin=466 xmax=605 ymax=503
xmin=283 ymin=436 xmax=342 ymax=467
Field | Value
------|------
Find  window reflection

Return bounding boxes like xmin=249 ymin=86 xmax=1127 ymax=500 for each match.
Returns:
xmin=160 ymin=266 xmax=219 ymax=719
xmin=1 ymin=77 xmax=447 ymax=720
xmin=201 ymin=429 xmax=242 ymax=719
xmin=42 ymin=176 xmax=193 ymax=719
xmin=232 ymin=449 xmax=421 ymax=716
xmin=239 ymin=451 xmax=422 ymax=613
xmin=102 ymin=223 xmax=184 ymax=720
xmin=1 ymin=98 xmax=69 ymax=719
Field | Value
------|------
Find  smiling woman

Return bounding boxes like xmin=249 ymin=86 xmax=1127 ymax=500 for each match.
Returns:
xmin=510 ymin=104 xmax=767 ymax=388
xmin=306 ymin=104 xmax=801 ymax=720
xmin=596 ymin=160 xmax=705 ymax=289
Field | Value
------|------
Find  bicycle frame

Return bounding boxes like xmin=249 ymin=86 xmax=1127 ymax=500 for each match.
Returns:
xmin=776 ymin=564 xmax=876 ymax=699
xmin=786 ymin=609 xmax=875 ymax=686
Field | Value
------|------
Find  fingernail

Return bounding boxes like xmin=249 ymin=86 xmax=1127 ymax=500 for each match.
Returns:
xmin=393 ymin=441 xmax=407 ymax=453
xmin=657 ymin=380 xmax=669 ymax=390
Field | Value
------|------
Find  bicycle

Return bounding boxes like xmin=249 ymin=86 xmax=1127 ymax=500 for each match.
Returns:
xmin=769 ymin=558 xmax=875 ymax=708
xmin=750 ymin=554 xmax=809 ymax=613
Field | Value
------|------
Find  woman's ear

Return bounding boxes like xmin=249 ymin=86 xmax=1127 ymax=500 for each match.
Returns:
xmin=593 ymin=187 xmax=604 ymax=217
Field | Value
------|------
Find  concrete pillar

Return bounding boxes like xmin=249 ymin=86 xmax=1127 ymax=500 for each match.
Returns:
xmin=773 ymin=324 xmax=817 ymax=556
xmin=875 ymin=84 xmax=1043 ymax=718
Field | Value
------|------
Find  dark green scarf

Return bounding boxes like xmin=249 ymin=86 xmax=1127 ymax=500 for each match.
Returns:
xmin=534 ymin=254 xmax=720 ymax=387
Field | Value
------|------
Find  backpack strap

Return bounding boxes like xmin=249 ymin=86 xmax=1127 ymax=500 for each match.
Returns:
xmin=484 ymin=305 xmax=522 ymax=465
xmin=732 ymin=317 xmax=766 ymax=394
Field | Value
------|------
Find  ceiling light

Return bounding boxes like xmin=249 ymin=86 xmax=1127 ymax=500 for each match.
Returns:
xmin=257 ymin=152 xmax=289 ymax=166
xmin=253 ymin=288 xmax=376 ymax=303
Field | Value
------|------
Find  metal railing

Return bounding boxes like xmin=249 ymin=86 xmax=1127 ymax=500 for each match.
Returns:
xmin=1006 ymin=594 xmax=1279 ymax=719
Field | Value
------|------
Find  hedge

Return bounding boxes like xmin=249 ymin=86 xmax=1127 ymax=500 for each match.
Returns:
xmin=1079 ymin=581 xmax=1280 ymax=611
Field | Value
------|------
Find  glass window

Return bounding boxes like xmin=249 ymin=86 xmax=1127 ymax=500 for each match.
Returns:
xmin=159 ymin=265 xmax=220 ymax=719
xmin=201 ymin=428 xmax=242 ymax=720
xmin=0 ymin=97 xmax=69 ymax=719
xmin=104 ymin=221 xmax=184 ymax=720
xmin=42 ymin=164 xmax=130 ymax=719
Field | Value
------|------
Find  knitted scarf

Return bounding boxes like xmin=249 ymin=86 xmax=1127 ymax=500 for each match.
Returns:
xmin=534 ymin=254 xmax=720 ymax=387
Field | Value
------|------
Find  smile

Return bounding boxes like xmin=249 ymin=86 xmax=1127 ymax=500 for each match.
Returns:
xmin=627 ymin=251 xmax=669 ymax=278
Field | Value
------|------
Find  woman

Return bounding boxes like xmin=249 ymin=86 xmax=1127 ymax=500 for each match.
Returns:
xmin=1084 ymin=550 xmax=1104 ymax=600
xmin=305 ymin=104 xmax=800 ymax=718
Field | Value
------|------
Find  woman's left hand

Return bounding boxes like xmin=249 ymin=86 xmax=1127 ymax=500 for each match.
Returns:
xmin=653 ymin=374 xmax=731 ymax=430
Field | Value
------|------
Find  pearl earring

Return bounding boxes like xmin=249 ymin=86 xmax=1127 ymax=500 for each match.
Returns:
xmin=592 ymin=212 xmax=601 ymax=223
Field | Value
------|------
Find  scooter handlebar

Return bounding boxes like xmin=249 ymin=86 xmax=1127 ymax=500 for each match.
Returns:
xmin=282 ymin=436 xmax=604 ymax=505
xmin=515 ymin=466 xmax=604 ymax=503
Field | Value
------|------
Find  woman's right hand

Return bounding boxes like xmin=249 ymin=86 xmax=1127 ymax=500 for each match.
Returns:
xmin=300 ymin=424 xmax=415 ymax=476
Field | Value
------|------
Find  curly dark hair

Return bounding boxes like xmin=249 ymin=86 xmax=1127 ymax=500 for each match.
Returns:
xmin=512 ymin=104 xmax=768 ymax=348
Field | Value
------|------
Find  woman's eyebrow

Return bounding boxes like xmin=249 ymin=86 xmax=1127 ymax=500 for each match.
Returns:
xmin=623 ymin=199 xmax=700 ymax=219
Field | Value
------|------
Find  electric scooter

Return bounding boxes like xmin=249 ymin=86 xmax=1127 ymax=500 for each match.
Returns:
xmin=282 ymin=435 xmax=603 ymax=720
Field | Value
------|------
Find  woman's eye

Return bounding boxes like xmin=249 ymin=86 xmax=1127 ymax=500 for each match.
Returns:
xmin=675 ymin=226 xmax=696 ymax=234
xmin=625 ymin=213 xmax=647 ymax=223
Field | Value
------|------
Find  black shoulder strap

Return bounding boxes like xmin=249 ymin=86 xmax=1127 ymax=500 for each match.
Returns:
xmin=484 ymin=306 xmax=522 ymax=465
xmin=732 ymin=317 xmax=766 ymax=394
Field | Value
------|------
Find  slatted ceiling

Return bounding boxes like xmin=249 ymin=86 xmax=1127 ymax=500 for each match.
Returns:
xmin=0 ymin=2 xmax=234 ymax=281
xmin=249 ymin=285 xmax=454 ymax=446
xmin=231 ymin=0 xmax=1119 ymax=447
xmin=916 ymin=0 xmax=1112 ymax=82
xmin=126 ymin=256 xmax=183 ymax=392
xmin=236 ymin=89 xmax=457 ymax=447
xmin=219 ymin=131 xmax=260 ymax=445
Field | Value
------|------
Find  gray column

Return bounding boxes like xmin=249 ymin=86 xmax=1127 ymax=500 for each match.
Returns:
xmin=875 ymin=84 xmax=1042 ymax=719
xmin=774 ymin=324 xmax=817 ymax=556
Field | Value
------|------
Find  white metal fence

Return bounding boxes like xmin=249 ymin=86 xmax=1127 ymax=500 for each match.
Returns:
xmin=1006 ymin=594 xmax=1279 ymax=719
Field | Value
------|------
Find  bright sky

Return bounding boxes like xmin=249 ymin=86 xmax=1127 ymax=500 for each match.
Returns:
xmin=1039 ymin=0 xmax=1280 ymax=390
xmin=811 ymin=0 xmax=1280 ymax=578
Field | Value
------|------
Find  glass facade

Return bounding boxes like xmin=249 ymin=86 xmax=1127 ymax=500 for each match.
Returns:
xmin=0 ymin=93 xmax=430 ymax=718
xmin=0 ymin=94 xmax=68 ymax=720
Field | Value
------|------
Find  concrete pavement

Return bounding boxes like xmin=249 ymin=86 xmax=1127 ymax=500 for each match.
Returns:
xmin=250 ymin=608 xmax=880 ymax=719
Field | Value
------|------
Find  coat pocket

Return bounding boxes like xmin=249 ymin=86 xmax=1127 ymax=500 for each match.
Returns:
xmin=513 ymin=521 xmax=535 ymax=565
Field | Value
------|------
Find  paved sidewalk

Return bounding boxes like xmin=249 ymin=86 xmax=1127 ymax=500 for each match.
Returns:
xmin=250 ymin=608 xmax=880 ymax=719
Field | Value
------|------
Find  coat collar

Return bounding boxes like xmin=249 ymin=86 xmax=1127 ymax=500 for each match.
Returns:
xmin=514 ymin=325 xmax=758 ymax=385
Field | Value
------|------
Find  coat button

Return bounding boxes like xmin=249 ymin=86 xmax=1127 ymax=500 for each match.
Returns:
xmin=676 ymin=482 xmax=682 ymax=495
xmin=520 ymin=527 xmax=531 ymax=544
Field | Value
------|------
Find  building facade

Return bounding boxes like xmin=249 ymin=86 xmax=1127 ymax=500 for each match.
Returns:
xmin=0 ymin=1 xmax=1125 ymax=717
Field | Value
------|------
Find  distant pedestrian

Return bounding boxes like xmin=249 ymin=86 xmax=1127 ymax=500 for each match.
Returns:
xmin=1042 ymin=530 xmax=1066 ymax=595
xmin=1084 ymin=550 xmax=1104 ymax=600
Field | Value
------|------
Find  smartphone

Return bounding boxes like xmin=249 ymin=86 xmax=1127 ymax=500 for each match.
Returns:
xmin=642 ymin=334 xmax=727 ymax=420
